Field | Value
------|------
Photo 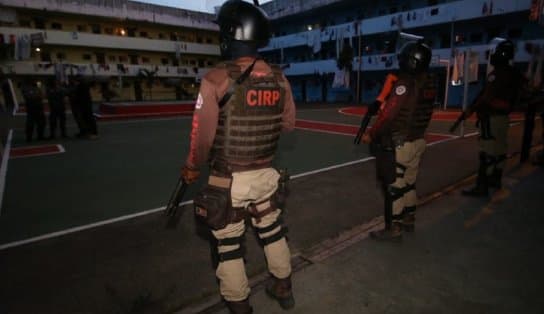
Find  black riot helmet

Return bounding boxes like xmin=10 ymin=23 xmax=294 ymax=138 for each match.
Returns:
xmin=490 ymin=40 xmax=515 ymax=66
xmin=216 ymin=0 xmax=271 ymax=59
xmin=398 ymin=42 xmax=432 ymax=74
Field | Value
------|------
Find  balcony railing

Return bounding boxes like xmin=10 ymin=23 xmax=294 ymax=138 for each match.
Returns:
xmin=0 ymin=0 xmax=218 ymax=31
xmin=0 ymin=61 xmax=210 ymax=79
xmin=262 ymin=0 xmax=531 ymax=52
xmin=282 ymin=39 xmax=544 ymax=76
xmin=0 ymin=27 xmax=220 ymax=56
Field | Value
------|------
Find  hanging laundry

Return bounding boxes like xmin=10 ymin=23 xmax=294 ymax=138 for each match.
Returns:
xmin=332 ymin=69 xmax=350 ymax=88
xmin=13 ymin=34 xmax=19 ymax=60
xmin=526 ymin=44 xmax=537 ymax=81
xmin=77 ymin=65 xmax=87 ymax=75
xmin=455 ymin=50 xmax=465 ymax=80
xmin=19 ymin=35 xmax=31 ymax=60
xmin=332 ymin=69 xmax=345 ymax=88
xmin=312 ymin=31 xmax=321 ymax=54
xmin=452 ymin=51 xmax=459 ymax=82
xmin=175 ymin=43 xmax=181 ymax=59
xmin=534 ymin=46 xmax=543 ymax=88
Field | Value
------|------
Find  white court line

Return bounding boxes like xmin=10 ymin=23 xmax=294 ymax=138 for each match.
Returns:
xmin=0 ymin=200 xmax=193 ymax=251
xmin=291 ymin=157 xmax=375 ymax=179
xmin=0 ymin=129 xmax=13 ymax=216
xmin=0 ymin=122 xmax=525 ymax=250
xmin=337 ymin=107 xmax=365 ymax=118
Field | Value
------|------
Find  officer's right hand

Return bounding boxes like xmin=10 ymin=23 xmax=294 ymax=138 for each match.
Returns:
xmin=181 ymin=165 xmax=200 ymax=184
xmin=361 ymin=133 xmax=372 ymax=144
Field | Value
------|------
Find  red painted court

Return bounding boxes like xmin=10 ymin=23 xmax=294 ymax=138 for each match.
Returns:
xmin=295 ymin=119 xmax=453 ymax=144
xmin=10 ymin=144 xmax=64 ymax=159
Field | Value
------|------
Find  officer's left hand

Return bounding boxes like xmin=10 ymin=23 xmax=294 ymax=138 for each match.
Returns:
xmin=181 ymin=165 xmax=200 ymax=184
xmin=361 ymin=133 xmax=372 ymax=144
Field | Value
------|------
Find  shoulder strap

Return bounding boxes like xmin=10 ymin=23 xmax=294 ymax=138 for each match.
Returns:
xmin=218 ymin=58 xmax=259 ymax=109
xmin=270 ymin=64 xmax=285 ymax=82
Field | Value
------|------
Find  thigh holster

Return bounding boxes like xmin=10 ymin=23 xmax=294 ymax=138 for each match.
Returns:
xmin=216 ymin=235 xmax=245 ymax=262
xmin=194 ymin=175 xmax=246 ymax=230
xmin=247 ymin=198 xmax=276 ymax=224
xmin=254 ymin=219 xmax=286 ymax=246
xmin=387 ymin=185 xmax=405 ymax=202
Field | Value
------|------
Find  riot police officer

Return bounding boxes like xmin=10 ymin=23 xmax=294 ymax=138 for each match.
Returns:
xmin=181 ymin=1 xmax=296 ymax=312
xmin=459 ymin=40 xmax=525 ymax=196
xmin=362 ymin=42 xmax=434 ymax=241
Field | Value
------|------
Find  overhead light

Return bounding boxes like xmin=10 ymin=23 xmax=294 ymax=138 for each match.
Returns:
xmin=307 ymin=25 xmax=313 ymax=31
xmin=120 ymin=29 xmax=126 ymax=36
xmin=35 ymin=47 xmax=41 ymax=52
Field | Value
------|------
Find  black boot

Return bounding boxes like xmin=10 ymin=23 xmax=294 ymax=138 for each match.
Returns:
xmin=370 ymin=220 xmax=403 ymax=241
xmin=371 ymin=188 xmax=402 ymax=241
xmin=463 ymin=152 xmax=489 ymax=197
xmin=488 ymin=168 xmax=502 ymax=189
xmin=401 ymin=206 xmax=416 ymax=232
xmin=226 ymin=298 xmax=253 ymax=314
xmin=265 ymin=275 xmax=295 ymax=310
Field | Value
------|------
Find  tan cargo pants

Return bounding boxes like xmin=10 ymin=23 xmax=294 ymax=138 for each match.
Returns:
xmin=390 ymin=139 xmax=427 ymax=216
xmin=479 ymin=115 xmax=509 ymax=173
xmin=211 ymin=167 xmax=292 ymax=302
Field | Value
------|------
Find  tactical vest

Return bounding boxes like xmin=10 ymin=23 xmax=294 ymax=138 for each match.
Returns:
xmin=391 ymin=74 xmax=436 ymax=142
xmin=211 ymin=61 xmax=286 ymax=165
xmin=486 ymin=66 xmax=522 ymax=114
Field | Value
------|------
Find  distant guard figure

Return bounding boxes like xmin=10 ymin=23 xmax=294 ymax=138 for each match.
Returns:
xmin=362 ymin=42 xmax=435 ymax=241
xmin=22 ymin=80 xmax=46 ymax=142
xmin=180 ymin=1 xmax=296 ymax=313
xmin=47 ymin=80 xmax=68 ymax=139
xmin=456 ymin=40 xmax=525 ymax=196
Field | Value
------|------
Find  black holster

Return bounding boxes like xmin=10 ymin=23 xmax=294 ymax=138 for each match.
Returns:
xmin=373 ymin=137 xmax=397 ymax=185
xmin=477 ymin=113 xmax=494 ymax=140
xmin=274 ymin=168 xmax=290 ymax=209
xmin=194 ymin=174 xmax=246 ymax=230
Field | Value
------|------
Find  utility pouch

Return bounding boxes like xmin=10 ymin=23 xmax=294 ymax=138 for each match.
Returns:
xmin=374 ymin=145 xmax=396 ymax=185
xmin=194 ymin=175 xmax=233 ymax=230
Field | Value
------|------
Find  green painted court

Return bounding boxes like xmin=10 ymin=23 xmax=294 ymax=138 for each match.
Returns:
xmin=0 ymin=107 xmax=480 ymax=247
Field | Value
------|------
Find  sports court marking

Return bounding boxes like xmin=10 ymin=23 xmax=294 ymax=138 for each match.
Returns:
xmin=10 ymin=144 xmax=65 ymax=159
xmin=0 ymin=202 xmax=192 ymax=250
xmin=0 ymin=129 xmax=13 ymax=216
xmin=339 ymin=106 xmax=525 ymax=122
xmin=0 ymin=111 xmax=521 ymax=250
xmin=295 ymin=119 xmax=359 ymax=136
xmin=296 ymin=119 xmax=455 ymax=144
